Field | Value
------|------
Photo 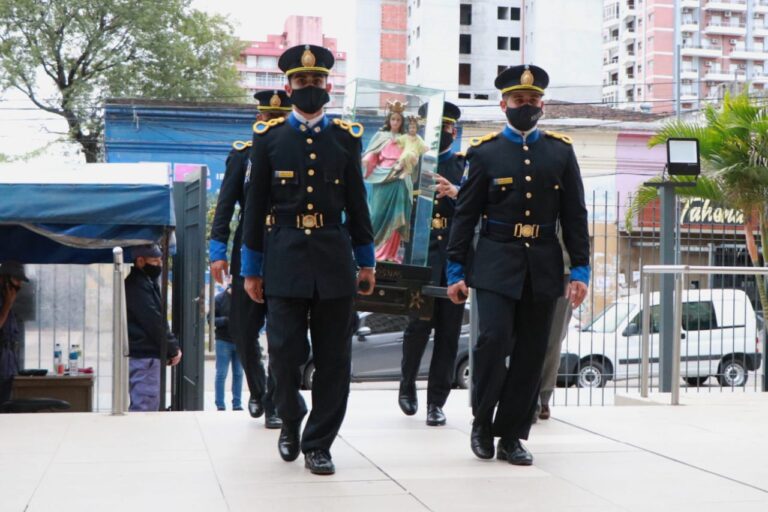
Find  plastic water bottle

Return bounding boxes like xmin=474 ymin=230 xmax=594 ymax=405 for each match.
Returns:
xmin=54 ymin=343 xmax=64 ymax=375
xmin=69 ymin=344 xmax=80 ymax=376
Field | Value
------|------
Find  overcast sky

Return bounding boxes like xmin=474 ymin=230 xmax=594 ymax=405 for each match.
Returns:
xmin=0 ymin=0 xmax=356 ymax=160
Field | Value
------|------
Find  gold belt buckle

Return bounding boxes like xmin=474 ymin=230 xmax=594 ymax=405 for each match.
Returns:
xmin=514 ymin=223 xmax=539 ymax=238
xmin=298 ymin=213 xmax=323 ymax=229
xmin=431 ymin=218 xmax=447 ymax=229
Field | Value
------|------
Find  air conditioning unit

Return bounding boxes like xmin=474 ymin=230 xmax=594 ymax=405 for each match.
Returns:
xmin=725 ymin=11 xmax=732 ymax=17
xmin=730 ymin=39 xmax=738 ymax=45
xmin=738 ymin=63 xmax=746 ymax=69
xmin=710 ymin=39 xmax=719 ymax=45
xmin=706 ymin=61 xmax=713 ymax=67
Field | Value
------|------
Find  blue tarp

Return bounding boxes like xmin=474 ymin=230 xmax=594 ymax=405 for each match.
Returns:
xmin=0 ymin=163 xmax=175 ymax=264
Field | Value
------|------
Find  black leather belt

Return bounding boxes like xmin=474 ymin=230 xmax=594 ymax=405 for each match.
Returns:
xmin=482 ymin=219 xmax=557 ymax=240
xmin=267 ymin=212 xmax=342 ymax=229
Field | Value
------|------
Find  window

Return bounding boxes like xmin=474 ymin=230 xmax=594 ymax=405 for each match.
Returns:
xmin=510 ymin=37 xmax=521 ymax=51
xmin=258 ymin=56 xmax=277 ymax=68
xmin=416 ymin=56 xmax=420 ymax=68
xmin=498 ymin=65 xmax=508 ymax=75
xmin=407 ymin=64 xmax=411 ymax=75
xmin=458 ymin=92 xmax=471 ymax=99
xmin=497 ymin=36 xmax=509 ymax=50
xmin=459 ymin=63 xmax=471 ymax=85
xmin=498 ymin=6 xmax=509 ymax=19
xmin=459 ymin=34 xmax=472 ymax=54
xmin=246 ymin=55 xmax=258 ymax=68
xmin=460 ymin=4 xmax=472 ymax=25
xmin=361 ymin=313 xmax=410 ymax=335
xmin=417 ymin=26 xmax=420 ymax=38
xmin=474 ymin=93 xmax=489 ymax=100
xmin=511 ymin=7 xmax=521 ymax=20
xmin=682 ymin=302 xmax=718 ymax=331
xmin=584 ymin=303 xmax=636 ymax=333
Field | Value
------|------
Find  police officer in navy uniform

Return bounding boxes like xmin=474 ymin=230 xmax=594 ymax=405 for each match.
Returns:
xmin=209 ymin=90 xmax=292 ymax=428
xmin=398 ymin=102 xmax=466 ymax=427
xmin=445 ymin=65 xmax=590 ymax=465
xmin=241 ymin=44 xmax=376 ymax=475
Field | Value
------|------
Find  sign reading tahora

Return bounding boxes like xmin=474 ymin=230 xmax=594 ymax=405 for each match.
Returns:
xmin=680 ymin=198 xmax=744 ymax=226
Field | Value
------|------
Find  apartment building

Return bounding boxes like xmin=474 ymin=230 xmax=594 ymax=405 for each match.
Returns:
xmin=238 ymin=16 xmax=347 ymax=108
xmin=603 ymin=0 xmax=768 ymax=113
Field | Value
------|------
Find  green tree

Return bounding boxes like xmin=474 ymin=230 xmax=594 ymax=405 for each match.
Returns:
xmin=626 ymin=91 xmax=768 ymax=318
xmin=0 ymin=0 xmax=247 ymax=162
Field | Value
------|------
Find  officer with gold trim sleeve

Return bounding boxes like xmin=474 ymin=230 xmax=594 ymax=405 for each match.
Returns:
xmin=445 ymin=65 xmax=590 ymax=466
xmin=209 ymin=90 xmax=291 ymax=428
xmin=241 ymin=44 xmax=375 ymax=476
xmin=398 ymin=101 xmax=466 ymax=427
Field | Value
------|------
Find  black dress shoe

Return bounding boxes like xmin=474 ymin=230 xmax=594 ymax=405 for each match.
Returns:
xmin=304 ymin=449 xmax=335 ymax=475
xmin=265 ymin=411 xmax=283 ymax=430
xmin=398 ymin=381 xmax=417 ymax=416
xmin=248 ymin=396 xmax=264 ymax=418
xmin=426 ymin=404 xmax=446 ymax=426
xmin=496 ymin=438 xmax=533 ymax=466
xmin=470 ymin=422 xmax=494 ymax=459
xmin=278 ymin=421 xmax=301 ymax=462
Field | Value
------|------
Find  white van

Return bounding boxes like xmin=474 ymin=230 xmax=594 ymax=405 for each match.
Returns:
xmin=560 ymin=288 xmax=762 ymax=388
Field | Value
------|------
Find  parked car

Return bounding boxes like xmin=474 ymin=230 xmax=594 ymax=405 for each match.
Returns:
xmin=560 ymin=288 xmax=762 ymax=388
xmin=301 ymin=307 xmax=471 ymax=390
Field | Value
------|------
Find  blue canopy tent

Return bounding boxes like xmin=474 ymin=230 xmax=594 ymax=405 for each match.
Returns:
xmin=0 ymin=163 xmax=175 ymax=263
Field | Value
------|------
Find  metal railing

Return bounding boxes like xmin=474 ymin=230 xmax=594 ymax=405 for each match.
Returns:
xmin=111 ymin=248 xmax=128 ymax=415
xmin=640 ymin=265 xmax=768 ymax=404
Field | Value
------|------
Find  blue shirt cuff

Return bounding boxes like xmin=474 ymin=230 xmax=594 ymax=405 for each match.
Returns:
xmin=240 ymin=245 xmax=263 ymax=277
xmin=570 ymin=265 xmax=590 ymax=285
xmin=446 ymin=260 xmax=465 ymax=286
xmin=353 ymin=243 xmax=375 ymax=268
xmin=209 ymin=239 xmax=227 ymax=262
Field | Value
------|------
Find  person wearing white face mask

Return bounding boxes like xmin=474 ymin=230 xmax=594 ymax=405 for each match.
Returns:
xmin=445 ymin=64 xmax=590 ymax=466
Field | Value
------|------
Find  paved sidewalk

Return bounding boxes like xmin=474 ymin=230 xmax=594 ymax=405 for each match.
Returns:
xmin=2 ymin=389 xmax=768 ymax=512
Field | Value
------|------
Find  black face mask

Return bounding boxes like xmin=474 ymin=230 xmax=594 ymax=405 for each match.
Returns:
xmin=289 ymin=86 xmax=330 ymax=114
xmin=505 ymin=104 xmax=543 ymax=132
xmin=439 ymin=131 xmax=454 ymax=152
xmin=143 ymin=264 xmax=162 ymax=280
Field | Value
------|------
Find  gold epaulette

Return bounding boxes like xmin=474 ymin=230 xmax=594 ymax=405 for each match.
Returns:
xmin=544 ymin=130 xmax=573 ymax=145
xmin=252 ymin=116 xmax=286 ymax=135
xmin=469 ymin=132 xmax=498 ymax=147
xmin=455 ymin=151 xmax=466 ymax=158
xmin=232 ymin=140 xmax=252 ymax=151
xmin=332 ymin=118 xmax=364 ymax=138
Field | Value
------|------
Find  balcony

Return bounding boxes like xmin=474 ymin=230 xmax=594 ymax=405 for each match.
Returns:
xmin=681 ymin=0 xmax=700 ymax=8
xmin=622 ymin=28 xmax=637 ymax=42
xmin=755 ymin=0 xmax=768 ymax=14
xmin=681 ymin=20 xmax=700 ymax=32
xmin=604 ymin=58 xmax=620 ymax=72
xmin=624 ymin=51 xmax=636 ymax=64
xmin=703 ymin=1 xmax=747 ymax=12
xmin=681 ymin=68 xmax=700 ymax=79
xmin=753 ymin=23 xmax=768 ymax=36
xmin=729 ymin=48 xmax=768 ymax=59
xmin=622 ymin=2 xmax=637 ymax=19
xmin=704 ymin=22 xmax=747 ymax=36
xmin=603 ymin=37 xmax=620 ymax=50
xmin=680 ymin=88 xmax=700 ymax=101
xmin=681 ymin=44 xmax=723 ymax=57
xmin=704 ymin=70 xmax=741 ymax=81
xmin=603 ymin=14 xmax=620 ymax=29
xmin=750 ymin=71 xmax=768 ymax=83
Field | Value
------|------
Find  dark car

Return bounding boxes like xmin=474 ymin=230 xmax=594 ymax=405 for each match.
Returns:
xmin=301 ymin=306 xmax=471 ymax=390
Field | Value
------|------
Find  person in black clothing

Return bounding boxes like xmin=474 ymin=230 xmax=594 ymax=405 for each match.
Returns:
xmin=0 ymin=262 xmax=27 ymax=406
xmin=398 ymin=102 xmax=466 ymax=427
xmin=209 ymin=90 xmax=291 ymax=428
xmin=125 ymin=244 xmax=182 ymax=412
xmin=241 ymin=44 xmax=376 ymax=475
xmin=446 ymin=65 xmax=590 ymax=465
xmin=213 ymin=284 xmax=243 ymax=411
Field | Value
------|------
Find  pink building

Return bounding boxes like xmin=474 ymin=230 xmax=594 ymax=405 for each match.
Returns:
xmin=603 ymin=0 xmax=768 ymax=113
xmin=238 ymin=16 xmax=347 ymax=108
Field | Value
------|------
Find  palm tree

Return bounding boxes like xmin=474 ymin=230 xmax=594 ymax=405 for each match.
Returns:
xmin=626 ymin=91 xmax=768 ymax=319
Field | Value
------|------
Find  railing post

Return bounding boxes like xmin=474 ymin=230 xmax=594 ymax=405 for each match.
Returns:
xmin=641 ymin=274 xmax=651 ymax=398
xmin=671 ymin=270 xmax=685 ymax=405
xmin=112 ymin=247 xmax=125 ymax=415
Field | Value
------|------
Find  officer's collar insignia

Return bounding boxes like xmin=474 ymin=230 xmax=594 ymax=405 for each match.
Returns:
xmin=301 ymin=46 xmax=316 ymax=67
xmin=521 ymin=68 xmax=534 ymax=87
xmin=269 ymin=92 xmax=282 ymax=107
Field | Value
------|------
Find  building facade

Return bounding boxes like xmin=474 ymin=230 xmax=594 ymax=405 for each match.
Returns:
xmin=603 ymin=0 xmax=768 ymax=113
xmin=404 ymin=0 xmax=602 ymax=105
xmin=354 ymin=0 xmax=408 ymax=83
xmin=238 ymin=16 xmax=348 ymax=108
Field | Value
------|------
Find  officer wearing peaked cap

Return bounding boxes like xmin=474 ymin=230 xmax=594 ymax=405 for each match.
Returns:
xmin=445 ymin=64 xmax=590 ymax=466
xmin=241 ymin=44 xmax=375 ymax=476
xmin=397 ymin=101 xmax=466 ymax=428
xmin=208 ymin=89 xmax=292 ymax=428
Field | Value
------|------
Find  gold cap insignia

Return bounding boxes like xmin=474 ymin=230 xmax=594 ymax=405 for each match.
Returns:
xmin=301 ymin=46 xmax=316 ymax=67
xmin=521 ymin=68 xmax=534 ymax=86
xmin=269 ymin=92 xmax=281 ymax=107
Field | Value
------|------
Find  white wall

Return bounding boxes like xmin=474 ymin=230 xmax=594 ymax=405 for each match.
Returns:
xmin=406 ymin=0 xmax=460 ymax=97
xmin=351 ymin=0 xmax=382 ymax=82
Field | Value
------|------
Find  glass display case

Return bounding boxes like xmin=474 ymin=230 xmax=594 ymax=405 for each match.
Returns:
xmin=344 ymin=79 xmax=446 ymax=318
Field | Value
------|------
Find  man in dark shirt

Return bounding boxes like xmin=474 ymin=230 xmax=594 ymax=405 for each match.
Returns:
xmin=0 ymin=261 xmax=27 ymax=405
xmin=125 ymin=244 xmax=182 ymax=412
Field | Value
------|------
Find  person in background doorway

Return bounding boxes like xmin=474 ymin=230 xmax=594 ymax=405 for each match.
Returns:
xmin=213 ymin=283 xmax=243 ymax=411
xmin=0 ymin=262 xmax=27 ymax=405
